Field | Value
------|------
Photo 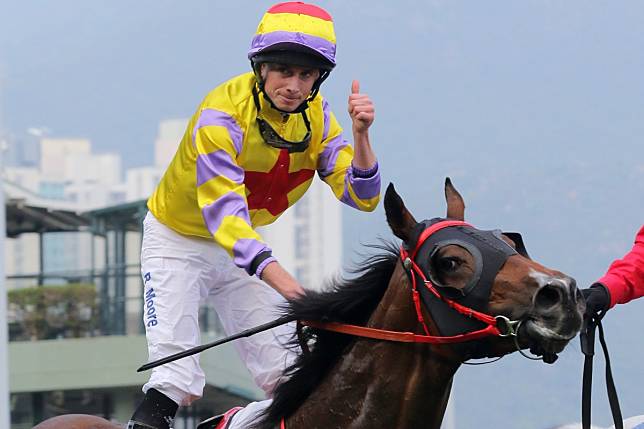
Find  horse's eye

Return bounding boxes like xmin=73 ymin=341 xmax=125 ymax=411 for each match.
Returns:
xmin=437 ymin=257 xmax=460 ymax=272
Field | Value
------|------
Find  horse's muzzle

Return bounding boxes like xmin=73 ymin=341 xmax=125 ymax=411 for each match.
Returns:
xmin=524 ymin=276 xmax=584 ymax=353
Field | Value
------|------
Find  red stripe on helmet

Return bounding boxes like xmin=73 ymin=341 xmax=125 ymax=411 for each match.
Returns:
xmin=267 ymin=2 xmax=333 ymax=21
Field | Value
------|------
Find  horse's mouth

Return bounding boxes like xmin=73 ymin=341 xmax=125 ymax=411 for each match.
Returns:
xmin=521 ymin=318 xmax=577 ymax=355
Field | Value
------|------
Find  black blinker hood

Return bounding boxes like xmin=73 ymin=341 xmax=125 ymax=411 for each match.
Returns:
xmin=405 ymin=218 xmax=528 ymax=358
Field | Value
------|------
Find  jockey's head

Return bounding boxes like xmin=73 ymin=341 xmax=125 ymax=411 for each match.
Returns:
xmin=248 ymin=2 xmax=336 ymax=113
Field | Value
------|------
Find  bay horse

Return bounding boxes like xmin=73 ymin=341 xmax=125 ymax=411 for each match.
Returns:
xmin=33 ymin=179 xmax=585 ymax=429
xmin=252 ymin=179 xmax=585 ymax=429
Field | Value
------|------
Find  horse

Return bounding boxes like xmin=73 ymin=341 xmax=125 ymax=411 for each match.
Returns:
xmin=33 ymin=179 xmax=585 ymax=429
xmin=251 ymin=179 xmax=586 ymax=429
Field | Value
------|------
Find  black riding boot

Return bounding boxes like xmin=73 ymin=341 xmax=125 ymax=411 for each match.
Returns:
xmin=127 ymin=388 xmax=179 ymax=429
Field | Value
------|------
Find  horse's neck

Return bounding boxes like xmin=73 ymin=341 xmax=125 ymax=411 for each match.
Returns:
xmin=289 ymin=264 xmax=461 ymax=429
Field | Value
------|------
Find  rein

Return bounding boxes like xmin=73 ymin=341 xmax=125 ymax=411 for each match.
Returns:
xmin=302 ymin=319 xmax=504 ymax=344
xmin=580 ymin=311 xmax=623 ymax=429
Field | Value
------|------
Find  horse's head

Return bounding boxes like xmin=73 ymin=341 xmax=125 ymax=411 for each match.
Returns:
xmin=384 ymin=178 xmax=585 ymax=362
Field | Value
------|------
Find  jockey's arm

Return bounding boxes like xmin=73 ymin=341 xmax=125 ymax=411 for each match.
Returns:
xmin=348 ymin=79 xmax=377 ymax=170
xmin=351 ymin=127 xmax=376 ymax=170
xmin=260 ymin=261 xmax=306 ymax=300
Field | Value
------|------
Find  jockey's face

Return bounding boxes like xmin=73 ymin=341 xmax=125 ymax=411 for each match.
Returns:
xmin=261 ymin=63 xmax=320 ymax=112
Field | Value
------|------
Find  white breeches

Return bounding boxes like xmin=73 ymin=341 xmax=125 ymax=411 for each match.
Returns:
xmin=140 ymin=212 xmax=297 ymax=406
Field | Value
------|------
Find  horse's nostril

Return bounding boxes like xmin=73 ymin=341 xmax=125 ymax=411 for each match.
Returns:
xmin=534 ymin=284 xmax=562 ymax=310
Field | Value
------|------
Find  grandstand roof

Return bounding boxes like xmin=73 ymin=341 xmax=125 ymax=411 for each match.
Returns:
xmin=5 ymin=199 xmax=89 ymax=238
xmin=5 ymin=198 xmax=147 ymax=238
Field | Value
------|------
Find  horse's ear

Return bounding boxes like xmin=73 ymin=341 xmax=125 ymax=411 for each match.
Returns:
xmin=385 ymin=183 xmax=417 ymax=242
xmin=445 ymin=177 xmax=465 ymax=221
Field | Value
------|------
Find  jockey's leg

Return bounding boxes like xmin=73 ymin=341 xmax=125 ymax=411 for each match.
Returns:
xmin=131 ymin=213 xmax=217 ymax=426
xmin=205 ymin=245 xmax=298 ymax=396
xmin=200 ymin=255 xmax=297 ymax=428
xmin=225 ymin=400 xmax=273 ymax=429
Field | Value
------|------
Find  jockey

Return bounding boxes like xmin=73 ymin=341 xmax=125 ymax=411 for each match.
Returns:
xmin=582 ymin=224 xmax=644 ymax=314
xmin=127 ymin=2 xmax=381 ymax=429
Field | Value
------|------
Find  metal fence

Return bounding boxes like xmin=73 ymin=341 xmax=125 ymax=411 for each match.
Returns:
xmin=6 ymin=265 xmax=225 ymax=341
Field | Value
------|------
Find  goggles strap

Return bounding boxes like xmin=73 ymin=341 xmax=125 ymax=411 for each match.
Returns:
xmin=252 ymin=86 xmax=312 ymax=153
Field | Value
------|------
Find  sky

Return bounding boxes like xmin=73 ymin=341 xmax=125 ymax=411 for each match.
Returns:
xmin=2 ymin=1 xmax=644 ymax=427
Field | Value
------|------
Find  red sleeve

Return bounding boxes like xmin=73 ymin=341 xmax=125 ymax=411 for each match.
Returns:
xmin=597 ymin=225 xmax=644 ymax=308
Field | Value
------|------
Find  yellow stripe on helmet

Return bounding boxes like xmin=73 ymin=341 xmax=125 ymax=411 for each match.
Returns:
xmin=256 ymin=12 xmax=336 ymax=44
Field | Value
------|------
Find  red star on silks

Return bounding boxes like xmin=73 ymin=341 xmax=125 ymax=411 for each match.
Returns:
xmin=244 ymin=149 xmax=315 ymax=216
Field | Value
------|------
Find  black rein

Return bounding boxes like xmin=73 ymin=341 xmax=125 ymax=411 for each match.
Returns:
xmin=580 ymin=310 xmax=623 ymax=429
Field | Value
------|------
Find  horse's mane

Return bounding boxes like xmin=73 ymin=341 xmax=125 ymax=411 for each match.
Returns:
xmin=254 ymin=242 xmax=400 ymax=429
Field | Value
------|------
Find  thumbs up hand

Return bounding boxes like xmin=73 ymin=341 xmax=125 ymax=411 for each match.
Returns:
xmin=348 ymin=79 xmax=375 ymax=134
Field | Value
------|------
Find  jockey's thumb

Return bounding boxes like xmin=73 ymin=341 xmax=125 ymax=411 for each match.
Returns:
xmin=351 ymin=80 xmax=360 ymax=95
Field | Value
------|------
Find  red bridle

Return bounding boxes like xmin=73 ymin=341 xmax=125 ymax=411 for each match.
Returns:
xmin=303 ymin=220 xmax=519 ymax=344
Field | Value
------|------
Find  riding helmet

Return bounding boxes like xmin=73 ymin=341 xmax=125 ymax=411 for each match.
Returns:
xmin=248 ymin=2 xmax=337 ymax=73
